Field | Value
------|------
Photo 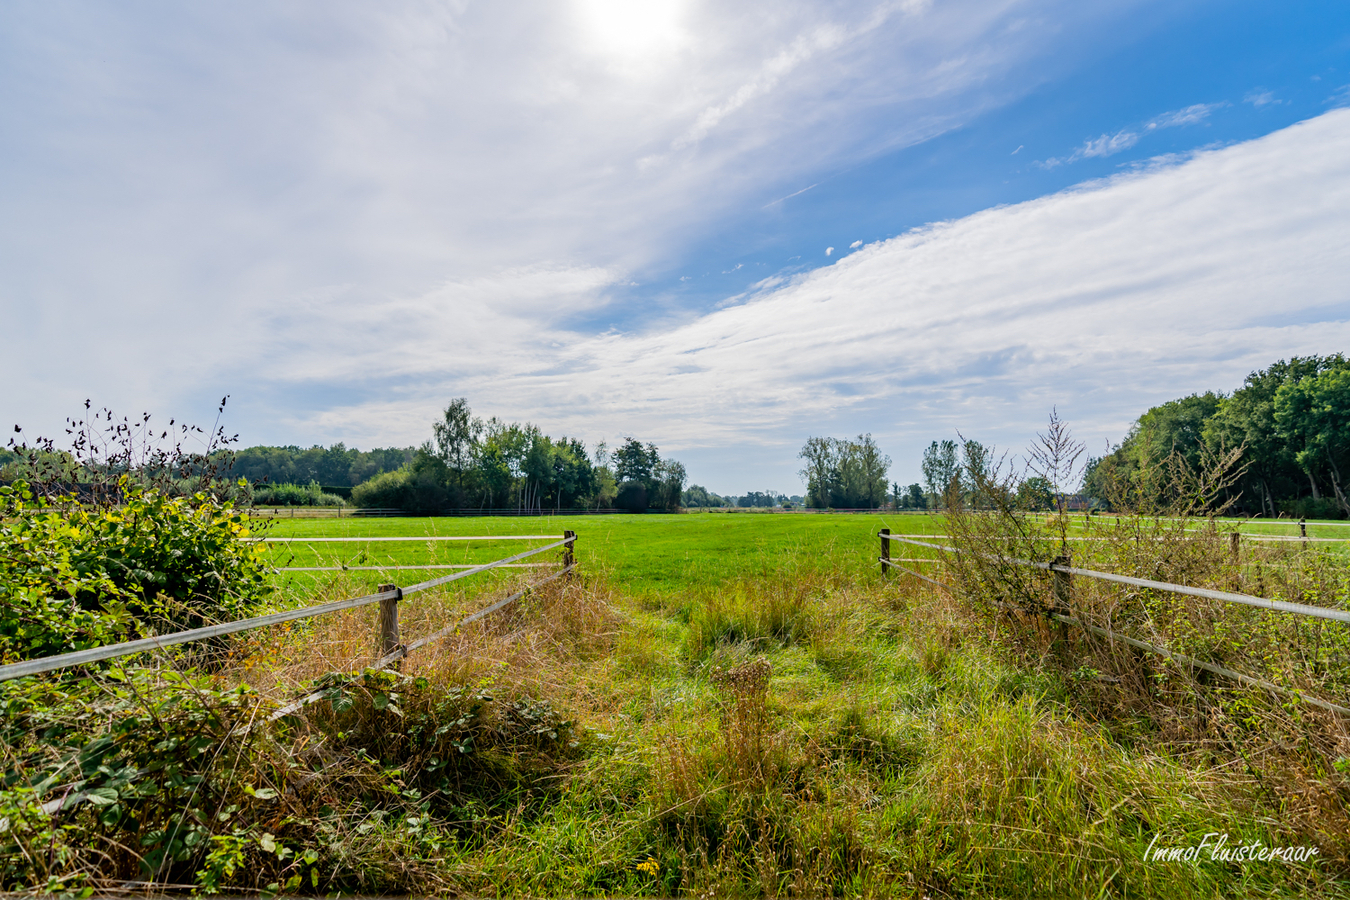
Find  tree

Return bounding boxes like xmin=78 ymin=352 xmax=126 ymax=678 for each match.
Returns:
xmin=1205 ymin=355 xmax=1348 ymax=516
xmin=798 ymin=435 xmax=890 ymax=508
xmin=432 ymin=398 xmax=483 ymax=492
xmin=847 ymin=434 xmax=891 ymax=509
xmin=921 ymin=440 xmax=959 ymax=507
xmin=1017 ymin=476 xmax=1054 ymax=510
xmin=614 ymin=438 xmax=658 ymax=485
xmin=683 ymin=484 xmax=730 ymax=508
xmin=961 ymin=439 xmax=991 ymax=507
xmin=651 ymin=458 xmax=687 ymax=510
xmin=1274 ymin=367 xmax=1350 ymax=516
xmin=797 ymin=437 xmax=838 ymax=509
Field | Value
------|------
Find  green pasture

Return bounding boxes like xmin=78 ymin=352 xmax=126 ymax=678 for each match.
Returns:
xmin=258 ymin=509 xmax=1349 ymax=601
xmin=257 ymin=510 xmax=947 ymax=597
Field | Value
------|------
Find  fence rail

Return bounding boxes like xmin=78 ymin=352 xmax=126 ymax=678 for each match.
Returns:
xmin=0 ymin=531 xmax=577 ymax=683
xmin=876 ymin=527 xmax=1350 ymax=715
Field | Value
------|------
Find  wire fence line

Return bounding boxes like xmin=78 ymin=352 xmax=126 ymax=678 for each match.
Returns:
xmin=243 ymin=535 xmax=562 ymax=542
xmin=0 ymin=533 xmax=576 ymax=683
xmin=879 ymin=531 xmax=1349 ymax=544
xmin=264 ymin=562 xmax=576 ymax=724
xmin=879 ymin=532 xmax=1350 ymax=624
xmin=278 ymin=563 xmax=556 ymax=572
xmin=876 ymin=528 xmax=1350 ymax=716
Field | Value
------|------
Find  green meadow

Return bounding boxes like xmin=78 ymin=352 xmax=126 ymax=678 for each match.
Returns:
xmin=260 ymin=510 xmax=942 ymax=595
xmin=5 ymin=510 xmax=1347 ymax=897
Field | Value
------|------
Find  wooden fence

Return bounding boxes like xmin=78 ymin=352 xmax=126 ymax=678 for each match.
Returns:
xmin=0 ymin=531 xmax=577 ymax=684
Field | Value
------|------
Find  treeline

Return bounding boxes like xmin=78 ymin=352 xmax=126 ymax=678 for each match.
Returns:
xmin=681 ymin=487 xmax=805 ymax=508
xmin=919 ymin=438 xmax=1056 ymax=510
xmin=1085 ymin=354 xmax=1350 ymax=518
xmin=798 ymin=434 xmax=890 ymax=508
xmin=309 ymin=399 xmax=687 ymax=514
xmin=223 ymin=444 xmax=414 ymax=490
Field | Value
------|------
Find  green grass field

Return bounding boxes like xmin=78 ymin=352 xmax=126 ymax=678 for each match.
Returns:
xmin=258 ymin=510 xmax=950 ymax=597
xmin=8 ymin=510 xmax=1346 ymax=897
xmin=257 ymin=509 xmax=1349 ymax=600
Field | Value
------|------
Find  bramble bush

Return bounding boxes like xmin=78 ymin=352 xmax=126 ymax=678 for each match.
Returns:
xmin=0 ymin=478 xmax=272 ymax=661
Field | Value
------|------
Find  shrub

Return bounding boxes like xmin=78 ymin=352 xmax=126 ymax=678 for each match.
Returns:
xmin=250 ymin=481 xmax=344 ymax=507
xmin=350 ymin=468 xmax=411 ymax=509
xmin=0 ymin=479 xmax=272 ymax=660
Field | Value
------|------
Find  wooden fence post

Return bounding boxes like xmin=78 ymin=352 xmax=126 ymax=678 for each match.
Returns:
xmin=1051 ymin=554 xmax=1071 ymax=650
xmin=879 ymin=528 xmax=890 ymax=576
xmin=377 ymin=582 xmax=401 ymax=665
xmin=1229 ymin=532 xmax=1241 ymax=590
xmin=563 ymin=530 xmax=576 ymax=577
xmin=1051 ymin=555 xmax=1071 ymax=611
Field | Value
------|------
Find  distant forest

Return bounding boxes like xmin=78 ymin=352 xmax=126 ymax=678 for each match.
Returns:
xmin=225 ymin=399 xmax=686 ymax=514
xmin=1085 ymin=354 xmax=1350 ymax=518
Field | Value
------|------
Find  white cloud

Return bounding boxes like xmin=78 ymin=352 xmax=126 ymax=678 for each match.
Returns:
xmin=1147 ymin=102 xmax=1223 ymax=129
xmin=348 ymin=109 xmax=1348 ymax=489
xmin=0 ymin=0 xmax=1159 ymax=442
xmin=826 ymin=247 xmax=835 ymax=256
xmin=1079 ymin=129 xmax=1140 ymax=157
xmin=1037 ymin=128 xmax=1139 ymax=169
xmin=9 ymin=1 xmax=1337 ymax=492
xmin=1328 ymin=84 xmax=1350 ymax=108
xmin=1245 ymin=89 xmax=1277 ymax=108
xmin=850 ymin=240 xmax=863 ymax=248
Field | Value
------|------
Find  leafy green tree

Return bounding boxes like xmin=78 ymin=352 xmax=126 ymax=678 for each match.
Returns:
xmin=683 ymin=484 xmax=730 ymax=508
xmin=651 ymin=458 xmax=687 ymax=510
xmin=432 ymin=398 xmax=483 ymax=493
xmin=1274 ymin=367 xmax=1350 ymax=515
xmin=1016 ymin=476 xmax=1054 ymax=510
xmin=1205 ymin=355 xmax=1348 ymax=516
xmin=961 ymin=439 xmax=992 ymax=506
xmin=613 ymin=438 xmax=658 ymax=485
xmin=921 ymin=440 xmax=959 ymax=507
xmin=798 ymin=435 xmax=890 ymax=508
xmin=1129 ymin=393 xmax=1224 ymax=476
xmin=797 ymin=437 xmax=838 ymax=509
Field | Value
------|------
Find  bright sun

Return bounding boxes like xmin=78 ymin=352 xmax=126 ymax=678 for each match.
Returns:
xmin=573 ymin=0 xmax=686 ymax=62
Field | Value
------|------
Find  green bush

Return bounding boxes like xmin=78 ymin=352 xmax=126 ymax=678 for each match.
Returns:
xmin=0 ymin=479 xmax=272 ymax=661
xmin=350 ymin=462 xmax=451 ymax=513
xmin=250 ymin=481 xmax=344 ymax=507
xmin=351 ymin=468 xmax=411 ymax=509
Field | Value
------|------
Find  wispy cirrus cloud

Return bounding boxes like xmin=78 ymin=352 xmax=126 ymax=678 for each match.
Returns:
xmin=1035 ymin=129 xmax=1138 ymax=168
xmin=1037 ymin=101 xmax=1223 ymax=169
xmin=1148 ymin=101 xmax=1225 ymax=128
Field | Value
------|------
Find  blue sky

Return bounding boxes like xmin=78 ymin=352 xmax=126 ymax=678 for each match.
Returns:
xmin=2 ymin=1 xmax=1349 ymax=495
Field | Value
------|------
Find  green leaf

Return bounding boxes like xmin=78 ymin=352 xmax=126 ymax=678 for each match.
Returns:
xmin=84 ymin=787 xmax=119 ymax=807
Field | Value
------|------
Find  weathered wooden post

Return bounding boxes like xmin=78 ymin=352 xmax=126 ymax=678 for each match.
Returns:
xmin=1051 ymin=554 xmax=1071 ymax=648
xmin=1052 ymin=554 xmax=1071 ymax=611
xmin=377 ymin=582 xmax=401 ymax=664
xmin=879 ymin=528 xmax=890 ymax=577
xmin=1229 ymin=532 xmax=1241 ymax=590
xmin=563 ymin=530 xmax=576 ymax=577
